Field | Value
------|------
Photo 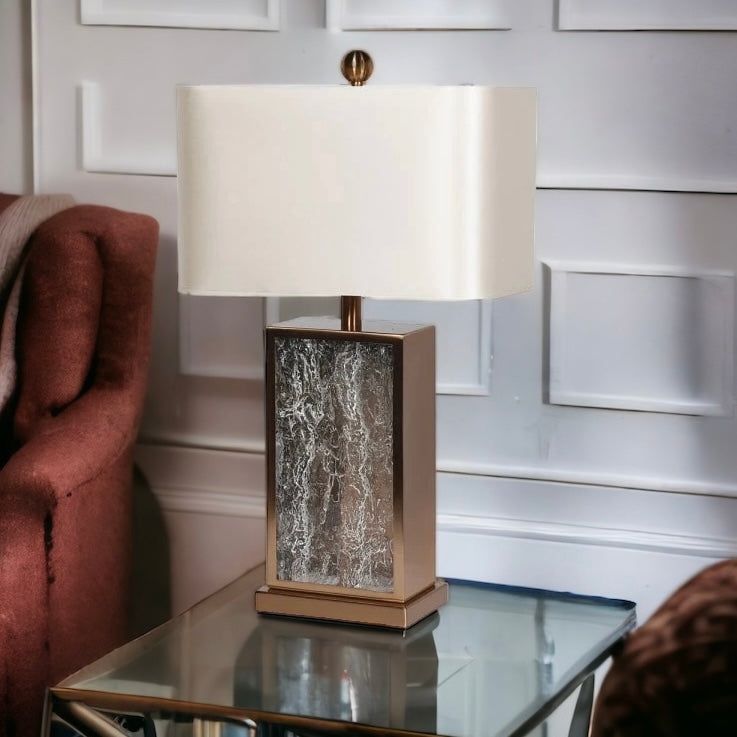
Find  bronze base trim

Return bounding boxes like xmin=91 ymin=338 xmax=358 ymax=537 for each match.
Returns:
xmin=255 ymin=579 xmax=449 ymax=630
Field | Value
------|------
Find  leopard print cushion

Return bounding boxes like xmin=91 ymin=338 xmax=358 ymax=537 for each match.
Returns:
xmin=591 ymin=558 xmax=737 ymax=737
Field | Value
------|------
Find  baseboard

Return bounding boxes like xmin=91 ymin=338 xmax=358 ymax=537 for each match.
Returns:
xmin=135 ymin=441 xmax=737 ymax=622
xmin=134 ymin=442 xmax=265 ymax=518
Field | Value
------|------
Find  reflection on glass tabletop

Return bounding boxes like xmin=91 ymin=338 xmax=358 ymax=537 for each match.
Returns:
xmin=51 ymin=564 xmax=635 ymax=737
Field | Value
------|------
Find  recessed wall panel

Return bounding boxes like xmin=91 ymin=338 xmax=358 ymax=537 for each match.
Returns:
xmin=179 ymin=295 xmax=265 ymax=381
xmin=364 ymin=300 xmax=493 ymax=396
xmin=81 ymin=0 xmax=280 ymax=30
xmin=558 ymin=0 xmax=737 ymax=30
xmin=326 ymin=0 xmax=510 ymax=30
xmin=80 ymin=82 xmax=175 ymax=176
xmin=547 ymin=264 xmax=734 ymax=416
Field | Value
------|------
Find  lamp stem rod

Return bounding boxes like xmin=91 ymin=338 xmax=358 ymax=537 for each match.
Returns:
xmin=341 ymin=295 xmax=362 ymax=332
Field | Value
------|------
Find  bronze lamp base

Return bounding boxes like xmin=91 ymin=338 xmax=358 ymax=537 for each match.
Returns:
xmin=256 ymin=580 xmax=448 ymax=630
xmin=257 ymin=312 xmax=446 ymax=629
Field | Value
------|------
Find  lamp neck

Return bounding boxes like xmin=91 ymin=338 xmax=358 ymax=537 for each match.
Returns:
xmin=341 ymin=295 xmax=362 ymax=332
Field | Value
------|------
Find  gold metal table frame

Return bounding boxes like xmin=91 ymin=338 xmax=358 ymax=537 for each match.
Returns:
xmin=45 ymin=564 xmax=636 ymax=737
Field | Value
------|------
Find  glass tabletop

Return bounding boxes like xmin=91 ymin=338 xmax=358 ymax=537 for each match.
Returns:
xmin=53 ymin=564 xmax=636 ymax=737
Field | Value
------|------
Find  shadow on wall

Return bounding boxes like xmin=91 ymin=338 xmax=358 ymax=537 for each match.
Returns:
xmin=129 ymin=465 xmax=172 ymax=638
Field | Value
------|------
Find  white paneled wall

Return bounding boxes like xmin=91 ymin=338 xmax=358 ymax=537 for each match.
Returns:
xmin=0 ymin=0 xmax=32 ymax=193
xmin=8 ymin=0 xmax=737 ymax=638
xmin=79 ymin=0 xmax=282 ymax=30
xmin=557 ymin=0 xmax=737 ymax=31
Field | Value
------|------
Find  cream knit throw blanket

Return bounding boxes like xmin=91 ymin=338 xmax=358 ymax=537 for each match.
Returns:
xmin=0 ymin=194 xmax=75 ymax=417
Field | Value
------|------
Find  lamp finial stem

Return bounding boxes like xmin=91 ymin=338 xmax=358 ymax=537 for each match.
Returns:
xmin=341 ymin=295 xmax=362 ymax=332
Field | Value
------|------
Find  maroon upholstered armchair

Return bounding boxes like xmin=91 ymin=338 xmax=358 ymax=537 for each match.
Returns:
xmin=0 ymin=194 xmax=158 ymax=737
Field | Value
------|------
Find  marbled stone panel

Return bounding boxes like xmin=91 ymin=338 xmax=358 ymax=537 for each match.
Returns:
xmin=274 ymin=336 xmax=394 ymax=592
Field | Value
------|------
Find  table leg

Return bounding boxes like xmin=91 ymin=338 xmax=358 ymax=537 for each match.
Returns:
xmin=51 ymin=700 xmax=130 ymax=737
xmin=195 ymin=717 xmax=267 ymax=737
xmin=567 ymin=673 xmax=595 ymax=737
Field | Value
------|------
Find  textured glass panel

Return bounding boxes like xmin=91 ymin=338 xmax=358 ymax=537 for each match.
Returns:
xmin=274 ymin=336 xmax=394 ymax=591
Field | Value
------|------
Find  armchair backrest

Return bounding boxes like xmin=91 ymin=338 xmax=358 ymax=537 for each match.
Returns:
xmin=12 ymin=204 xmax=158 ymax=445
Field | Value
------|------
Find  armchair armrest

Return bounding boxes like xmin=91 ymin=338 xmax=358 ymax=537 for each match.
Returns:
xmin=0 ymin=386 xmax=139 ymax=517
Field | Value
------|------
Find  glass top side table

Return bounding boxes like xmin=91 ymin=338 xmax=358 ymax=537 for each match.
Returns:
xmin=46 ymin=564 xmax=635 ymax=737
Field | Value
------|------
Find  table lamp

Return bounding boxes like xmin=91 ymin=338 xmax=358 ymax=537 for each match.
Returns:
xmin=177 ymin=51 xmax=537 ymax=629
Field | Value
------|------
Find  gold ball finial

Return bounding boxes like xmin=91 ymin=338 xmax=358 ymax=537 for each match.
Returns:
xmin=341 ymin=50 xmax=374 ymax=86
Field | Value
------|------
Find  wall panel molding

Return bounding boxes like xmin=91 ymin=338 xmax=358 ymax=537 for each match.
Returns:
xmin=545 ymin=262 xmax=735 ymax=416
xmin=558 ymin=0 xmax=737 ymax=31
xmin=436 ymin=458 xmax=737 ymax=498
xmin=437 ymin=513 xmax=737 ymax=560
xmin=152 ymin=486 xmax=737 ymax=560
xmin=326 ymin=0 xmax=511 ymax=31
xmin=75 ymin=80 xmax=737 ymax=193
xmin=136 ymin=439 xmax=737 ymax=499
xmin=79 ymin=82 xmax=175 ymax=176
xmin=536 ymin=172 xmax=737 ymax=195
xmin=364 ymin=300 xmax=493 ymax=396
xmin=134 ymin=443 xmax=266 ymax=517
xmin=81 ymin=0 xmax=281 ymax=30
xmin=136 ymin=443 xmax=737 ymax=559
xmin=179 ymin=295 xmax=265 ymax=381
xmin=30 ymin=0 xmax=41 ymax=192
xmin=157 ymin=487 xmax=265 ymax=518
xmin=261 ymin=298 xmax=493 ymax=396
xmin=136 ymin=443 xmax=737 ymax=620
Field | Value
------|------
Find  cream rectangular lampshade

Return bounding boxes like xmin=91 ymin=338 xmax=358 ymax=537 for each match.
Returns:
xmin=177 ymin=84 xmax=536 ymax=299
xmin=176 ymin=77 xmax=537 ymax=628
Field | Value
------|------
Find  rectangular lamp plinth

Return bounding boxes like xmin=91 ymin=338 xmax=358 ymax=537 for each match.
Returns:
xmin=258 ymin=317 xmax=446 ymax=629
xmin=255 ymin=580 xmax=449 ymax=630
